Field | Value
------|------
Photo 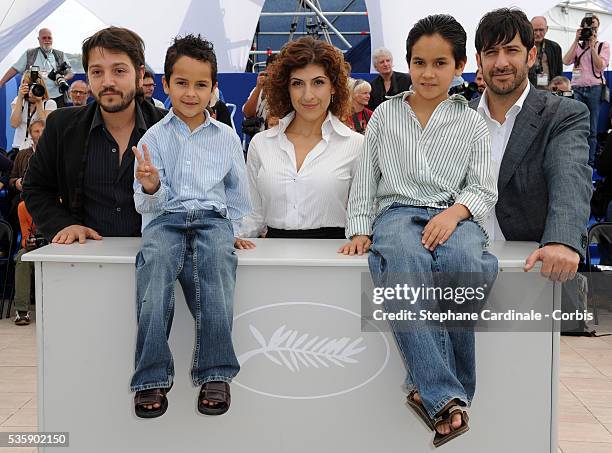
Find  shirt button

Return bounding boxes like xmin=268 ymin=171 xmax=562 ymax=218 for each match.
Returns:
xmin=186 ymin=161 xmax=191 ymax=165
xmin=116 ymin=207 xmax=121 ymax=212
xmin=112 ymin=148 xmax=117 ymax=153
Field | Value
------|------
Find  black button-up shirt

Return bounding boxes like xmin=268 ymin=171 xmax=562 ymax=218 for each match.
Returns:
xmin=82 ymin=104 xmax=146 ymax=236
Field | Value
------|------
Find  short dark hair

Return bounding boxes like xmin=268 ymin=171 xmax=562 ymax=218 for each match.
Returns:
xmin=143 ymin=70 xmax=154 ymax=80
xmin=405 ymin=15 xmax=467 ymax=69
xmin=164 ymin=34 xmax=217 ymax=86
xmin=475 ymin=8 xmax=534 ymax=54
xmin=82 ymin=27 xmax=145 ymax=73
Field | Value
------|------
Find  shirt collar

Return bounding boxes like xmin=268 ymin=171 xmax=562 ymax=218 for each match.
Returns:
xmin=396 ymin=90 xmax=469 ymax=106
xmin=161 ymin=107 xmax=219 ymax=131
xmin=266 ymin=110 xmax=352 ymax=138
xmin=478 ymin=82 xmax=530 ymax=123
xmin=90 ymin=100 xmax=148 ymax=133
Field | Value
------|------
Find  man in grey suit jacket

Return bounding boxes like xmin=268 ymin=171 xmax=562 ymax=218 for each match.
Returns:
xmin=471 ymin=8 xmax=592 ymax=282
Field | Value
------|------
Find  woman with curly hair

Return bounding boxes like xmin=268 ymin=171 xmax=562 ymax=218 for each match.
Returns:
xmin=236 ymin=37 xmax=363 ymax=245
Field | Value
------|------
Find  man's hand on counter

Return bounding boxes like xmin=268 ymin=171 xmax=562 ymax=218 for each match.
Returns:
xmin=52 ymin=225 xmax=103 ymax=244
xmin=523 ymin=243 xmax=579 ymax=282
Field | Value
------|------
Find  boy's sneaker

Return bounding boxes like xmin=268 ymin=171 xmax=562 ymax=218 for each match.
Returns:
xmin=14 ymin=311 xmax=30 ymax=326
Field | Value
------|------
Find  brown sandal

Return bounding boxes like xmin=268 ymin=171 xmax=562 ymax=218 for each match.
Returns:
xmin=406 ymin=390 xmax=434 ymax=431
xmin=433 ymin=405 xmax=470 ymax=448
xmin=134 ymin=384 xmax=172 ymax=419
xmin=198 ymin=381 xmax=231 ymax=416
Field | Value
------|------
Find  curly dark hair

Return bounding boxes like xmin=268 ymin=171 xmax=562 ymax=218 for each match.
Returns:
xmin=264 ymin=37 xmax=351 ymax=120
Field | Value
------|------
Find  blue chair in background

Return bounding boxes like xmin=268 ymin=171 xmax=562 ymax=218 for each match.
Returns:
xmin=0 ymin=219 xmax=15 ymax=319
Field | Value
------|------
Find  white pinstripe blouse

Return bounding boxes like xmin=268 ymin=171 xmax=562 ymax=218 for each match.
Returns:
xmin=239 ymin=111 xmax=364 ymax=238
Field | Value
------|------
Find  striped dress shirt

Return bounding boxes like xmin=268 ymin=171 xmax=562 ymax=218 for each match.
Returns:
xmin=134 ymin=109 xmax=251 ymax=233
xmin=346 ymin=92 xmax=498 ymax=241
xmin=239 ymin=111 xmax=364 ymax=237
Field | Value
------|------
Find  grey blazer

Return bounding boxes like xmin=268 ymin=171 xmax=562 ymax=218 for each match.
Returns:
xmin=469 ymin=85 xmax=592 ymax=259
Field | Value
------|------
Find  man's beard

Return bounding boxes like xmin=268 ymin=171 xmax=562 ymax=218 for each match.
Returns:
xmin=485 ymin=64 xmax=528 ymax=96
xmin=95 ymin=87 xmax=136 ymax=113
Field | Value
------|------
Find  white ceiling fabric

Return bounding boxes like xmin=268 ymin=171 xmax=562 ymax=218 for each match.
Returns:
xmin=365 ymin=0 xmax=565 ymax=72
xmin=0 ymin=0 xmax=609 ymax=74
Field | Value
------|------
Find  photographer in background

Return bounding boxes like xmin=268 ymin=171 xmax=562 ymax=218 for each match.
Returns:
xmin=368 ymin=47 xmax=411 ymax=110
xmin=529 ymin=16 xmax=563 ymax=90
xmin=10 ymin=119 xmax=44 ymax=197
xmin=9 ymin=69 xmax=56 ymax=155
xmin=0 ymin=28 xmax=73 ymax=107
xmin=142 ymin=71 xmax=164 ymax=108
xmin=242 ymin=54 xmax=279 ymax=137
xmin=549 ymin=76 xmax=574 ymax=98
xmin=346 ymin=78 xmax=373 ymax=134
xmin=13 ymin=200 xmax=47 ymax=326
xmin=563 ymin=14 xmax=610 ymax=167
xmin=67 ymin=80 xmax=90 ymax=106
xmin=6 ymin=119 xmax=45 ymax=263
xmin=475 ymin=69 xmax=486 ymax=95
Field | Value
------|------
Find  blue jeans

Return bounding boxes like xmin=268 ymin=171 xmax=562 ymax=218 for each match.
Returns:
xmin=573 ymin=85 xmax=602 ymax=167
xmin=130 ymin=210 xmax=239 ymax=392
xmin=369 ymin=205 xmax=498 ymax=418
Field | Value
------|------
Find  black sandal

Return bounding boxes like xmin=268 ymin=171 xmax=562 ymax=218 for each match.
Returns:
xmin=198 ymin=381 xmax=231 ymax=416
xmin=134 ymin=384 xmax=172 ymax=419
xmin=433 ymin=405 xmax=470 ymax=448
xmin=406 ymin=390 xmax=434 ymax=431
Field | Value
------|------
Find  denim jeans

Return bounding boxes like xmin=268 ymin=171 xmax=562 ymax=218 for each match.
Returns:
xmin=130 ymin=210 xmax=240 ymax=392
xmin=573 ymin=85 xmax=602 ymax=167
xmin=368 ymin=204 xmax=498 ymax=418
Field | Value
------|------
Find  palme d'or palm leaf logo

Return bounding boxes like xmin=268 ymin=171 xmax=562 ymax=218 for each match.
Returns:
xmin=238 ymin=324 xmax=367 ymax=372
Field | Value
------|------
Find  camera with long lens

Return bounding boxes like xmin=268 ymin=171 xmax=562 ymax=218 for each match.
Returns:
xmin=448 ymin=82 xmax=479 ymax=101
xmin=241 ymin=116 xmax=265 ymax=137
xmin=26 ymin=66 xmax=46 ymax=100
xmin=580 ymin=13 xmax=595 ymax=44
xmin=48 ymin=61 xmax=70 ymax=94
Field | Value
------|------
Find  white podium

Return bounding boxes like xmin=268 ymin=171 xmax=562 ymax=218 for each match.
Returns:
xmin=24 ymin=238 xmax=559 ymax=453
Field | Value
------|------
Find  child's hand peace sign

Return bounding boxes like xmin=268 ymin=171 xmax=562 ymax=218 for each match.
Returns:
xmin=133 ymin=143 xmax=160 ymax=194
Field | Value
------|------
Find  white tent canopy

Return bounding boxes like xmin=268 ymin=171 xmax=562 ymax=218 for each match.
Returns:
xmin=0 ymin=0 xmax=609 ymax=75
xmin=0 ymin=0 xmax=266 ymax=74
xmin=365 ymin=0 xmax=562 ymax=72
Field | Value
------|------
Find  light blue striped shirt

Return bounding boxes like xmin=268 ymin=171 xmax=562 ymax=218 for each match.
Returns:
xmin=346 ymin=92 xmax=497 ymax=242
xmin=133 ymin=109 xmax=251 ymax=233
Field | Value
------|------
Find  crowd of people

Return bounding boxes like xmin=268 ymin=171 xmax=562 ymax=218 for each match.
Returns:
xmin=0 ymin=5 xmax=606 ymax=449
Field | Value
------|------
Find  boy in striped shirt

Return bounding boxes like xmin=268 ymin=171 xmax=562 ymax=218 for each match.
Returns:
xmin=130 ymin=35 xmax=251 ymax=418
xmin=340 ymin=15 xmax=498 ymax=448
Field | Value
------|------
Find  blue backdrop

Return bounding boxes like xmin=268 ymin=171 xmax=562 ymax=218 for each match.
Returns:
xmin=2 ymin=71 xmax=611 ymax=149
